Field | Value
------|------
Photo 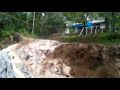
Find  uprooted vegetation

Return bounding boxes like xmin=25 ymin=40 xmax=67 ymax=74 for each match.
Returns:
xmin=48 ymin=43 xmax=120 ymax=78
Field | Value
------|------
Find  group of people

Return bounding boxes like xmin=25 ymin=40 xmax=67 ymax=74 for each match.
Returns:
xmin=71 ymin=21 xmax=94 ymax=33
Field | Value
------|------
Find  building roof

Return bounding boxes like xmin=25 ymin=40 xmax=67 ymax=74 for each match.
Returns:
xmin=92 ymin=19 xmax=105 ymax=24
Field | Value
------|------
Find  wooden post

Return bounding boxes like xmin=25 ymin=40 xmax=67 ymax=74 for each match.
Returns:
xmin=91 ymin=26 xmax=93 ymax=34
xmin=101 ymin=27 xmax=103 ymax=34
xmin=86 ymin=27 xmax=88 ymax=35
xmin=95 ymin=26 xmax=97 ymax=35
xmin=79 ymin=27 xmax=84 ymax=36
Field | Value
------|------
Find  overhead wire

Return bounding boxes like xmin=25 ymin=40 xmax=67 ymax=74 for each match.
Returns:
xmin=0 ymin=12 xmax=28 ymax=24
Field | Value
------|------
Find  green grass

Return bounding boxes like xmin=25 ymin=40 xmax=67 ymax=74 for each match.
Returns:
xmin=61 ymin=32 xmax=120 ymax=45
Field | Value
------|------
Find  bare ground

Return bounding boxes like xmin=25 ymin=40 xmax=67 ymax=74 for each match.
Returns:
xmin=48 ymin=43 xmax=119 ymax=78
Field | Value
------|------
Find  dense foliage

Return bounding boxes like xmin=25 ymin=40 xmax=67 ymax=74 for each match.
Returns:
xmin=0 ymin=12 xmax=65 ymax=40
xmin=0 ymin=12 xmax=120 ymax=44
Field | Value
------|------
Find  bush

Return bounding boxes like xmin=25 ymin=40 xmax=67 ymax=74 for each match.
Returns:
xmin=0 ymin=26 xmax=15 ymax=40
xmin=107 ymin=32 xmax=120 ymax=40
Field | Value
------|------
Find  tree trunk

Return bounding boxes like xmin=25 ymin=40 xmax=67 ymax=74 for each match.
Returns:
xmin=32 ymin=12 xmax=35 ymax=33
xmin=105 ymin=15 xmax=109 ymax=31
xmin=26 ymin=17 xmax=30 ymax=33
xmin=111 ymin=12 xmax=115 ymax=32
xmin=105 ymin=12 xmax=112 ymax=32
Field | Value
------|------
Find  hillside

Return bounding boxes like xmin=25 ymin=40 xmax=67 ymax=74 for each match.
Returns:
xmin=0 ymin=38 xmax=120 ymax=78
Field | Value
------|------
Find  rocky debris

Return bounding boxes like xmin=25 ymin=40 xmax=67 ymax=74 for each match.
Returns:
xmin=11 ymin=32 xmax=22 ymax=43
xmin=0 ymin=39 xmax=72 ymax=78
xmin=14 ymin=39 xmax=65 ymax=78
xmin=1 ymin=39 xmax=120 ymax=78
xmin=0 ymin=44 xmax=17 ymax=78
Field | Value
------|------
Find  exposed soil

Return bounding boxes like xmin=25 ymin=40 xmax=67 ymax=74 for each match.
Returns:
xmin=48 ymin=43 xmax=119 ymax=78
xmin=49 ymin=33 xmax=62 ymax=41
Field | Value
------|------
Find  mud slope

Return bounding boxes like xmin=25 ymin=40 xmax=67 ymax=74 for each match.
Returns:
xmin=0 ymin=39 xmax=120 ymax=78
xmin=51 ymin=43 xmax=120 ymax=78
